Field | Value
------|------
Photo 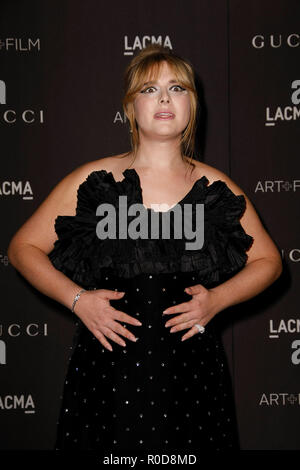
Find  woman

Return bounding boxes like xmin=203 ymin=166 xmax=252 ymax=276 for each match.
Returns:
xmin=8 ymin=45 xmax=282 ymax=452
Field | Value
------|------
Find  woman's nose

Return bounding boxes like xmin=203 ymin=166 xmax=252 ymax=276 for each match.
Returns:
xmin=159 ymin=89 xmax=170 ymax=103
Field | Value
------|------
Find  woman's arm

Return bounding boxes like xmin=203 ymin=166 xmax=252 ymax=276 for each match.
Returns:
xmin=209 ymin=172 xmax=283 ymax=312
xmin=8 ymin=242 xmax=85 ymax=310
xmin=7 ymin=161 xmax=97 ymax=309
xmin=209 ymin=257 xmax=282 ymax=313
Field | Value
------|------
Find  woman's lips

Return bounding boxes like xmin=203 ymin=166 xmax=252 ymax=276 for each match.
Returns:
xmin=154 ymin=112 xmax=175 ymax=120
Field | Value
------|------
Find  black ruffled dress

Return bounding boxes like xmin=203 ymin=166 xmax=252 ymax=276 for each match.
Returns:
xmin=48 ymin=168 xmax=253 ymax=452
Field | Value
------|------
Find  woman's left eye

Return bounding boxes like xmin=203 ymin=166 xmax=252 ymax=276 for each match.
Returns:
xmin=171 ymin=85 xmax=185 ymax=92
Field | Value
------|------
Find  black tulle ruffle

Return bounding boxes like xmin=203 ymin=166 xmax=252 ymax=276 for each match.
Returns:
xmin=48 ymin=169 xmax=254 ymax=288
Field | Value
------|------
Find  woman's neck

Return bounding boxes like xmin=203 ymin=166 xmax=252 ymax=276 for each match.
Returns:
xmin=130 ymin=135 xmax=186 ymax=172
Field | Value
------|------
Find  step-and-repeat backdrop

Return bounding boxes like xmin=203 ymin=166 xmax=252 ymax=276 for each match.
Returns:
xmin=1 ymin=0 xmax=299 ymax=451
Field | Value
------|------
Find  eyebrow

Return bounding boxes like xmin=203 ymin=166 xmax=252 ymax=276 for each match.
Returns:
xmin=142 ymin=79 xmax=179 ymax=86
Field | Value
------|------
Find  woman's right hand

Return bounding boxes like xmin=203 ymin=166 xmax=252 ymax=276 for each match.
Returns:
xmin=72 ymin=289 xmax=142 ymax=351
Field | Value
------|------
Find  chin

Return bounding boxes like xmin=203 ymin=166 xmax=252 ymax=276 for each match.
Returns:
xmin=147 ymin=127 xmax=185 ymax=137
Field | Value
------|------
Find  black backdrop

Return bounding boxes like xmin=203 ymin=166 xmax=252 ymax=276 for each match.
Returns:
xmin=1 ymin=0 xmax=299 ymax=451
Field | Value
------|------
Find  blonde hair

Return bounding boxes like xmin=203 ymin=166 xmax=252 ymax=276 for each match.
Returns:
xmin=122 ymin=44 xmax=198 ymax=172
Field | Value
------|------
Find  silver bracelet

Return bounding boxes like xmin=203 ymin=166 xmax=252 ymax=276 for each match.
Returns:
xmin=71 ymin=288 xmax=86 ymax=313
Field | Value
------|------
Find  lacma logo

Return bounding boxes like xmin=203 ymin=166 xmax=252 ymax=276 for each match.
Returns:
xmin=0 ymin=80 xmax=6 ymax=104
xmin=0 ymin=180 xmax=33 ymax=200
xmin=269 ymin=319 xmax=300 ymax=338
xmin=0 ymin=394 xmax=35 ymax=413
xmin=265 ymin=80 xmax=300 ymax=127
xmin=124 ymin=35 xmax=173 ymax=56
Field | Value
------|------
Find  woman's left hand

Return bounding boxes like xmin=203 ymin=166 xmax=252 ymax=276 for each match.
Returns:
xmin=162 ymin=284 xmax=221 ymax=342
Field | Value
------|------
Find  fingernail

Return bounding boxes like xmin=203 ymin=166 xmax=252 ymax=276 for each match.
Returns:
xmin=136 ymin=321 xmax=142 ymax=325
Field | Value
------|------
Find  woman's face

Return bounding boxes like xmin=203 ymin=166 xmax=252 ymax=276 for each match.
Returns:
xmin=133 ymin=61 xmax=191 ymax=142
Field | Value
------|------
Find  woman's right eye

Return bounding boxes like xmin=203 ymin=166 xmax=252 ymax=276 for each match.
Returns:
xmin=141 ymin=86 xmax=156 ymax=93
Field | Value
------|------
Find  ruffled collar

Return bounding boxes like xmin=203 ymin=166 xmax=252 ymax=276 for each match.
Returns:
xmin=49 ymin=167 xmax=254 ymax=288
xmin=80 ymin=168 xmax=212 ymax=215
xmin=121 ymin=168 xmax=209 ymax=213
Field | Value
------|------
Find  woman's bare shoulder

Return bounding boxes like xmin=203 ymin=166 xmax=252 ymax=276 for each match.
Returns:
xmin=63 ymin=152 xmax=130 ymax=190
xmin=7 ymin=153 xmax=130 ymax=255
xmin=190 ymin=159 xmax=247 ymax=197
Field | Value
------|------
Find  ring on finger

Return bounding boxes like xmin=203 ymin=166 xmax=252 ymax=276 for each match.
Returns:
xmin=194 ymin=323 xmax=205 ymax=334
